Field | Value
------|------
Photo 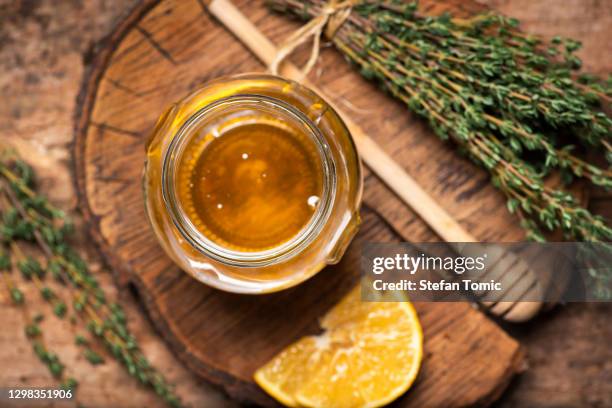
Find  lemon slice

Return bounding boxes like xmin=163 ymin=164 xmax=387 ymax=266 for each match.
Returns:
xmin=254 ymin=285 xmax=423 ymax=408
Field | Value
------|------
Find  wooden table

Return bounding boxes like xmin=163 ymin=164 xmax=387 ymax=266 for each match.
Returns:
xmin=0 ymin=0 xmax=610 ymax=407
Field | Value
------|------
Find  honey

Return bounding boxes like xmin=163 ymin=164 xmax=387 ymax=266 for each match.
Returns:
xmin=144 ymin=74 xmax=362 ymax=294
xmin=177 ymin=118 xmax=324 ymax=251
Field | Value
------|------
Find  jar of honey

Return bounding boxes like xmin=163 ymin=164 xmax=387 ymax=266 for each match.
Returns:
xmin=144 ymin=74 xmax=362 ymax=293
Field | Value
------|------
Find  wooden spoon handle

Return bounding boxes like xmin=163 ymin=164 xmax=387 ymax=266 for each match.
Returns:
xmin=207 ymin=0 xmax=477 ymax=243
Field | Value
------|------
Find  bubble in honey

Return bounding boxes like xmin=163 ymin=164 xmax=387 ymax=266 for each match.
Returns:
xmin=307 ymin=195 xmax=320 ymax=208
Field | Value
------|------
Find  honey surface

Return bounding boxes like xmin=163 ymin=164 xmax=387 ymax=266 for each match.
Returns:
xmin=177 ymin=117 xmax=324 ymax=251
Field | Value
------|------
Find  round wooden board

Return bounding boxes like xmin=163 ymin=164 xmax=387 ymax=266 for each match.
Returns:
xmin=74 ymin=0 xmax=526 ymax=406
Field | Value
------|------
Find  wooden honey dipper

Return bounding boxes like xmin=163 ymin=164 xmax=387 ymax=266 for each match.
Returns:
xmin=205 ymin=0 xmax=553 ymax=322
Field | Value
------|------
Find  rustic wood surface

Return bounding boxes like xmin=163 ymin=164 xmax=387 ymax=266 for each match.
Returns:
xmin=0 ymin=0 xmax=610 ymax=407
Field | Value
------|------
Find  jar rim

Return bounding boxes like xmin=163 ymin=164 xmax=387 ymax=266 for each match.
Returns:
xmin=161 ymin=94 xmax=337 ymax=267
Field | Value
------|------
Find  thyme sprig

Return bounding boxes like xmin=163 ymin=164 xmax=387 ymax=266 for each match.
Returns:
xmin=0 ymin=152 xmax=182 ymax=408
xmin=1 ymin=251 xmax=78 ymax=391
xmin=270 ymin=0 xmax=612 ymax=241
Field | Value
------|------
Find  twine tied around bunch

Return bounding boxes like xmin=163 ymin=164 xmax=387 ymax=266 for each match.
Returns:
xmin=269 ymin=0 xmax=356 ymax=79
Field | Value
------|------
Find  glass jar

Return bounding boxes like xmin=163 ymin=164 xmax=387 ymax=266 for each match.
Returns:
xmin=144 ymin=74 xmax=362 ymax=294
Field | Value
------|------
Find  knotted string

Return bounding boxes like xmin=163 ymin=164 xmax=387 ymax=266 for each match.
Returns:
xmin=269 ymin=0 xmax=355 ymax=79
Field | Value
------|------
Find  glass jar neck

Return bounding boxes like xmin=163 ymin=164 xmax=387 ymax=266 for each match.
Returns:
xmin=161 ymin=94 xmax=337 ymax=267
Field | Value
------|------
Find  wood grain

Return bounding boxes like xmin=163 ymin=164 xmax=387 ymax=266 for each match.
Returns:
xmin=73 ymin=0 xmax=527 ymax=406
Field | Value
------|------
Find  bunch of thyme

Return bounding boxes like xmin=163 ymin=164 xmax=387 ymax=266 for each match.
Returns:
xmin=269 ymin=0 xmax=612 ymax=241
xmin=0 ymin=151 xmax=182 ymax=407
